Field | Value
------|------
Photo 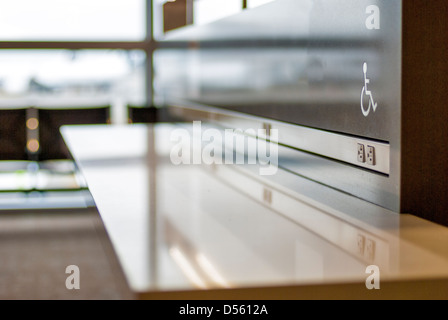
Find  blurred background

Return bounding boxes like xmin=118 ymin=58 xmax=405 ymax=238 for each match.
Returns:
xmin=0 ymin=0 xmax=275 ymax=121
xmin=0 ymin=0 xmax=279 ymax=300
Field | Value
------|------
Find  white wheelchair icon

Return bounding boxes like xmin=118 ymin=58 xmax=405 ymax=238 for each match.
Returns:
xmin=361 ymin=62 xmax=378 ymax=117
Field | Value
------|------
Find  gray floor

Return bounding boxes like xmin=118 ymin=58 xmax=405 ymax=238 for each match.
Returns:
xmin=0 ymin=206 xmax=135 ymax=300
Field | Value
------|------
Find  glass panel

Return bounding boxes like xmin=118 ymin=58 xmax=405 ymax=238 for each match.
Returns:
xmin=193 ymin=0 xmax=242 ymax=26
xmin=0 ymin=0 xmax=146 ymax=41
xmin=0 ymin=50 xmax=146 ymax=123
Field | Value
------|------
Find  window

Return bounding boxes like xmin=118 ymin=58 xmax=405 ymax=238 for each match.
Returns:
xmin=0 ymin=0 xmax=148 ymax=194
xmin=0 ymin=0 xmax=146 ymax=41
xmin=0 ymin=50 xmax=146 ymax=123
xmin=0 ymin=0 xmax=148 ymax=124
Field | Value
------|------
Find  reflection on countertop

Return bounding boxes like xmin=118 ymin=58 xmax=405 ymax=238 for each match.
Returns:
xmin=61 ymin=123 xmax=448 ymax=299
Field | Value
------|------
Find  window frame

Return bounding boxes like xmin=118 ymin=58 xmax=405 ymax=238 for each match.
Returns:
xmin=0 ymin=0 xmax=252 ymax=105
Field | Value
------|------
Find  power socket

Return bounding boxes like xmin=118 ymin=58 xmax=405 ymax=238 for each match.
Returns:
xmin=357 ymin=144 xmax=366 ymax=163
xmin=366 ymin=146 xmax=376 ymax=166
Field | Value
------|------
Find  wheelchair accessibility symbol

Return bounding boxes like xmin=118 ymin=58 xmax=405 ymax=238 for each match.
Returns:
xmin=361 ymin=62 xmax=378 ymax=117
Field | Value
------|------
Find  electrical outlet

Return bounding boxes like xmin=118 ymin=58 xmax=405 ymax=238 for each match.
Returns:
xmin=366 ymin=239 xmax=376 ymax=261
xmin=357 ymin=144 xmax=366 ymax=163
xmin=366 ymin=146 xmax=376 ymax=166
xmin=263 ymin=188 xmax=273 ymax=205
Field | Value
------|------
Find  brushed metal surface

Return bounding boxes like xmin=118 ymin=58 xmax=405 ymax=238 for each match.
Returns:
xmin=153 ymin=0 xmax=402 ymax=212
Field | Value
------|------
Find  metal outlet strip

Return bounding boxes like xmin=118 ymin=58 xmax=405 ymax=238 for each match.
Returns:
xmin=168 ymin=101 xmax=390 ymax=175
xmin=273 ymin=122 xmax=390 ymax=175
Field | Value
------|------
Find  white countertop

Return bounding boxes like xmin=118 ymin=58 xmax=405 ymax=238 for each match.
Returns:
xmin=61 ymin=123 xmax=448 ymax=299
